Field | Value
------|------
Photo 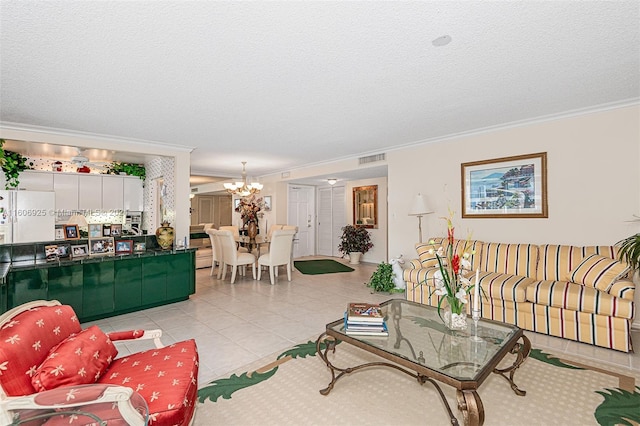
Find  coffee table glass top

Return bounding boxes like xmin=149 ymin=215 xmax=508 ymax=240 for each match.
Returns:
xmin=327 ymin=299 xmax=521 ymax=381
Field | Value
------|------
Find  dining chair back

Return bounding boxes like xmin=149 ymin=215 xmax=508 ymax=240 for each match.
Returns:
xmin=219 ymin=226 xmax=249 ymax=253
xmin=282 ymin=225 xmax=298 ymax=272
xmin=206 ymin=228 xmax=223 ymax=279
xmin=218 ymin=230 xmax=256 ymax=284
xmin=267 ymin=224 xmax=285 ymax=239
xmin=257 ymin=229 xmax=296 ymax=285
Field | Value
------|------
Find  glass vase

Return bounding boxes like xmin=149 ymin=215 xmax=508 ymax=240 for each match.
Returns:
xmin=442 ymin=297 xmax=468 ymax=331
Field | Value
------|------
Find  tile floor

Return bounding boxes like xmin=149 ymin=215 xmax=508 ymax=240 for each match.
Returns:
xmin=84 ymin=257 xmax=640 ymax=385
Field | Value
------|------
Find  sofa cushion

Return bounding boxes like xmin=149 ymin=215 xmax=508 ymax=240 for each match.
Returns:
xmin=98 ymin=339 xmax=199 ymax=426
xmin=31 ymin=325 xmax=118 ymax=391
xmin=403 ymin=266 xmax=440 ymax=287
xmin=479 ymin=242 xmax=538 ymax=277
xmin=525 ymin=280 xmax=634 ymax=319
xmin=0 ymin=304 xmax=82 ymax=396
xmin=445 ymin=238 xmax=484 ymax=272
xmin=536 ymin=244 xmax=622 ymax=282
xmin=477 ymin=271 xmax=535 ymax=303
xmin=568 ymin=254 xmax=630 ymax=292
xmin=416 ymin=241 xmax=442 ymax=268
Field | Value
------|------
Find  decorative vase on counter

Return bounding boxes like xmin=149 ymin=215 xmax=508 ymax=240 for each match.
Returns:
xmin=442 ymin=296 xmax=468 ymax=331
xmin=155 ymin=221 xmax=175 ymax=250
xmin=247 ymin=221 xmax=258 ymax=239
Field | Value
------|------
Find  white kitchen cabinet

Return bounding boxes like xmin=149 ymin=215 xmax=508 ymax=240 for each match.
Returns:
xmin=123 ymin=177 xmax=143 ymax=211
xmin=16 ymin=170 xmax=54 ymax=191
xmin=53 ymin=174 xmax=79 ymax=211
xmin=78 ymin=174 xmax=102 ymax=211
xmin=102 ymin=175 xmax=124 ymax=211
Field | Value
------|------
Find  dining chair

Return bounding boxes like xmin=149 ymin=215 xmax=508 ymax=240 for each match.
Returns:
xmin=218 ymin=230 xmax=256 ymax=284
xmin=257 ymin=229 xmax=296 ymax=285
xmin=282 ymin=225 xmax=298 ymax=273
xmin=219 ymin=225 xmax=249 ymax=253
xmin=206 ymin=228 xmax=224 ymax=279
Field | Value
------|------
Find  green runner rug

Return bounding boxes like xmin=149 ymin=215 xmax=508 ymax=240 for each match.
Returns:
xmin=294 ymin=259 xmax=354 ymax=275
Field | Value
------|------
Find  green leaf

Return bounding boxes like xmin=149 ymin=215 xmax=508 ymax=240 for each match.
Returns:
xmin=594 ymin=386 xmax=640 ymax=426
xmin=529 ymin=349 xmax=584 ymax=369
xmin=197 ymin=367 xmax=278 ymax=403
xmin=277 ymin=339 xmax=340 ymax=360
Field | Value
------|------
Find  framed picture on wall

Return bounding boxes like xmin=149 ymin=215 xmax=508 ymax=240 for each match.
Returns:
xmin=234 ymin=199 xmax=241 ymax=209
xmin=263 ymin=196 xmax=272 ymax=211
xmin=461 ymin=152 xmax=548 ymax=219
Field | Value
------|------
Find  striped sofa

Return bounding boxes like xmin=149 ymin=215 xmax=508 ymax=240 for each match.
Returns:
xmin=403 ymin=238 xmax=635 ymax=352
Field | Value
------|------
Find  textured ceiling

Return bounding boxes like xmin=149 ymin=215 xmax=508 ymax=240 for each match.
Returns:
xmin=1 ymin=1 xmax=638 ymax=179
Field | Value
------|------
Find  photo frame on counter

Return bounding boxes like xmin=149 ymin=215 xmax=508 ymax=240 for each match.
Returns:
xmin=133 ymin=242 xmax=146 ymax=252
xmin=89 ymin=237 xmax=115 ymax=256
xmin=56 ymin=244 xmax=71 ymax=259
xmin=55 ymin=225 xmax=65 ymax=240
xmin=64 ymin=224 xmax=79 ymax=240
xmin=115 ymin=239 xmax=133 ymax=254
xmin=461 ymin=152 xmax=548 ymax=219
xmin=71 ymin=244 xmax=89 ymax=258
xmin=110 ymin=224 xmax=122 ymax=237
xmin=102 ymin=224 xmax=112 ymax=236
xmin=45 ymin=244 xmax=58 ymax=261
xmin=88 ymin=223 xmax=102 ymax=238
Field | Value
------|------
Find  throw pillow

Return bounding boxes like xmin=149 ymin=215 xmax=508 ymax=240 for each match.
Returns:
xmin=31 ymin=325 xmax=118 ymax=392
xmin=568 ymin=254 xmax=630 ymax=292
xmin=416 ymin=242 xmax=441 ymax=268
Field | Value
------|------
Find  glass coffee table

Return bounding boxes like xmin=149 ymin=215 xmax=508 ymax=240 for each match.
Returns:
xmin=316 ymin=299 xmax=531 ymax=426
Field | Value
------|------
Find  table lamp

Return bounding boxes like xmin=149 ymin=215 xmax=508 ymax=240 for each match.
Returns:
xmin=408 ymin=193 xmax=432 ymax=243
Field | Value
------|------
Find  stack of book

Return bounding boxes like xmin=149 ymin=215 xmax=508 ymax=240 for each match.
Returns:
xmin=344 ymin=302 xmax=388 ymax=337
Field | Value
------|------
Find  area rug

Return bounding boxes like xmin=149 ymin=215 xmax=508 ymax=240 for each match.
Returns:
xmin=294 ymin=259 xmax=354 ymax=275
xmin=196 ymin=339 xmax=639 ymax=426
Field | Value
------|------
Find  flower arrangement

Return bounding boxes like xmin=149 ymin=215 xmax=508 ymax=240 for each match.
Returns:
xmin=235 ymin=194 xmax=265 ymax=223
xmin=426 ymin=211 xmax=477 ymax=328
xmin=338 ymin=225 xmax=373 ymax=255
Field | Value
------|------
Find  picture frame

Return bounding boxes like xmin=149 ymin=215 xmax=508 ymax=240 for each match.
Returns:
xmin=56 ymin=244 xmax=71 ymax=259
xmin=263 ymin=196 xmax=272 ymax=211
xmin=71 ymin=244 xmax=89 ymax=258
xmin=88 ymin=223 xmax=102 ymax=238
xmin=45 ymin=244 xmax=58 ymax=261
xmin=89 ymin=237 xmax=115 ymax=256
xmin=234 ymin=199 xmax=241 ymax=209
xmin=102 ymin=223 xmax=112 ymax=237
xmin=110 ymin=224 xmax=123 ymax=237
xmin=55 ymin=225 xmax=65 ymax=241
xmin=115 ymin=239 xmax=133 ymax=254
xmin=133 ymin=242 xmax=146 ymax=252
xmin=64 ymin=224 xmax=80 ymax=240
xmin=461 ymin=152 xmax=548 ymax=219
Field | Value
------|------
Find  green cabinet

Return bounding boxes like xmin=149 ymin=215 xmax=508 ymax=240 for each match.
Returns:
xmin=114 ymin=257 xmax=142 ymax=311
xmin=142 ymin=255 xmax=167 ymax=305
xmin=3 ymin=250 xmax=196 ymax=321
xmin=83 ymin=260 xmax=115 ymax=317
xmin=8 ymin=269 xmax=47 ymax=308
xmin=166 ymin=251 xmax=195 ymax=300
xmin=48 ymin=263 xmax=83 ymax=317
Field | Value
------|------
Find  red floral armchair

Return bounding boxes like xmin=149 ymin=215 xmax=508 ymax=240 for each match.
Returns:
xmin=0 ymin=300 xmax=199 ymax=425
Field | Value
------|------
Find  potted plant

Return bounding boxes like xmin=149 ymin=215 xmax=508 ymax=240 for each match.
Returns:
xmin=0 ymin=139 xmax=33 ymax=189
xmin=105 ymin=161 xmax=146 ymax=180
xmin=338 ymin=225 xmax=373 ymax=264
xmin=617 ymin=233 xmax=640 ymax=271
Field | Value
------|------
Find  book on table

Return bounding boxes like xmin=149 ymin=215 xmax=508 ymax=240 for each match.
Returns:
xmin=343 ymin=311 xmax=389 ymax=337
xmin=346 ymin=302 xmax=384 ymax=323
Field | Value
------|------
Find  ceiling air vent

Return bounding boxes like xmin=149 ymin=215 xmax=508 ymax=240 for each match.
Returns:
xmin=358 ymin=153 xmax=386 ymax=165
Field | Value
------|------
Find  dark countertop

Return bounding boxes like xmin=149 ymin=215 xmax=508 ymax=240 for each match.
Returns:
xmin=0 ymin=248 xmax=197 ymax=280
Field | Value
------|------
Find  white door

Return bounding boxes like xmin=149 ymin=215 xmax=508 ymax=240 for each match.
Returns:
xmin=288 ymin=185 xmax=315 ymax=258
xmin=317 ymin=186 xmax=346 ymax=257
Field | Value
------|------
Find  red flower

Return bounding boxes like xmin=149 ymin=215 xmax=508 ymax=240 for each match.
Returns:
xmin=451 ymin=254 xmax=460 ymax=274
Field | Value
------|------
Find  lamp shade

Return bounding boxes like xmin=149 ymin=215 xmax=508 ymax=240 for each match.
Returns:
xmin=68 ymin=213 xmax=88 ymax=227
xmin=408 ymin=193 xmax=431 ymax=216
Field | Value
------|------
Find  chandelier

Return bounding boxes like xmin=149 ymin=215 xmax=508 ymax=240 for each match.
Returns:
xmin=223 ymin=161 xmax=263 ymax=196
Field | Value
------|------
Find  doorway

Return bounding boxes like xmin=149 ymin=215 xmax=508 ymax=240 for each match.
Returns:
xmin=287 ymin=185 xmax=315 ymax=258
xmin=317 ymin=186 xmax=345 ymax=257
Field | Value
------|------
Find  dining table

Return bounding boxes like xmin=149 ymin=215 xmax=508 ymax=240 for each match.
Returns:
xmin=235 ymin=235 xmax=270 ymax=257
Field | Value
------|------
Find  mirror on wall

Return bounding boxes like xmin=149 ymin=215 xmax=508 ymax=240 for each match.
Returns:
xmin=353 ymin=185 xmax=378 ymax=228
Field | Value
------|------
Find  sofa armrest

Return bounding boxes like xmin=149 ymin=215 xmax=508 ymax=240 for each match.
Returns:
xmin=0 ymin=384 xmax=146 ymax=425
xmin=108 ymin=329 xmax=165 ymax=349
xmin=407 ymin=259 xmax=422 ymax=269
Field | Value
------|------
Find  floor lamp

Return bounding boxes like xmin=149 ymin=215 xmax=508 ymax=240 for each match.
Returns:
xmin=408 ymin=193 xmax=432 ymax=243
